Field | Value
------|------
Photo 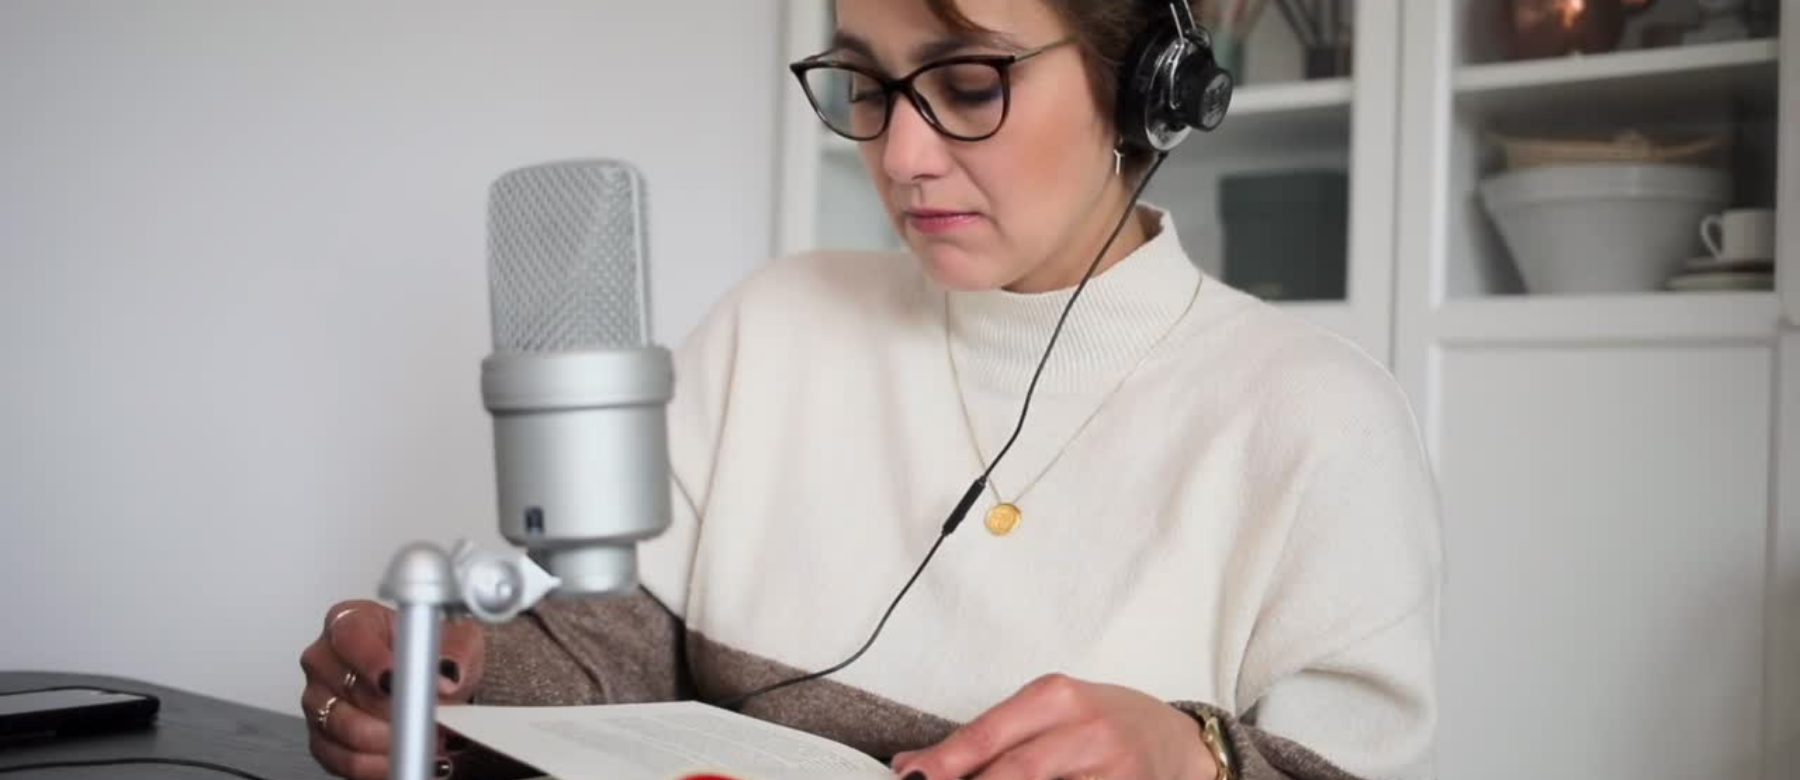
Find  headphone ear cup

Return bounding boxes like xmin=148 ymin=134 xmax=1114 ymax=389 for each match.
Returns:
xmin=1185 ymin=57 xmax=1234 ymax=133
xmin=1117 ymin=6 xmax=1231 ymax=153
xmin=1115 ymin=23 xmax=1180 ymax=153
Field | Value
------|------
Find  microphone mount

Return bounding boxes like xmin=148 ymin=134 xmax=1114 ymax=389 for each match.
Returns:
xmin=378 ymin=541 xmax=562 ymax=780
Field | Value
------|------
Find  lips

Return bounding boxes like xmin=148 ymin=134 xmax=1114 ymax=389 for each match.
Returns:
xmin=904 ymin=208 xmax=982 ymax=235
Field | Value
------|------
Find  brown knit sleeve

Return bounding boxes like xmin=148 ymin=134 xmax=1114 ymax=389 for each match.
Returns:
xmin=1169 ymin=702 xmax=1367 ymax=780
xmin=474 ymin=586 xmax=693 ymax=706
xmin=448 ymin=588 xmax=693 ymax=780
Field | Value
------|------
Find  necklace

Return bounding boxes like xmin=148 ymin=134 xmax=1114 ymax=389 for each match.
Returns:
xmin=943 ymin=278 xmax=1202 ymax=537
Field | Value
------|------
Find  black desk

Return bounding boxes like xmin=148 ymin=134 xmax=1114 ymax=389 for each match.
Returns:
xmin=0 ymin=672 xmax=335 ymax=780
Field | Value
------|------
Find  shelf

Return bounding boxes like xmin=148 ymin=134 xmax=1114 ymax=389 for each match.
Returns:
xmin=1430 ymin=291 xmax=1781 ymax=345
xmin=1455 ymin=39 xmax=1780 ymax=119
xmin=1231 ymin=78 xmax=1354 ymax=117
xmin=1206 ymin=78 xmax=1353 ymax=151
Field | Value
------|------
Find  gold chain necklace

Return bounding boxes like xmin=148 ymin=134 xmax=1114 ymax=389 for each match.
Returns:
xmin=943 ymin=279 xmax=1201 ymax=536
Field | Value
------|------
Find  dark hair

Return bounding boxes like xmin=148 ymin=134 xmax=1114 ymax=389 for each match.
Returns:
xmin=922 ymin=0 xmax=1193 ymax=172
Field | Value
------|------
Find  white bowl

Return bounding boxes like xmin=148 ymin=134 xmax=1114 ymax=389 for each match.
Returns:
xmin=1479 ymin=164 xmax=1732 ymax=295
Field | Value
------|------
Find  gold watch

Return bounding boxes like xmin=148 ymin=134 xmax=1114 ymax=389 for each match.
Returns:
xmin=1198 ymin=712 xmax=1238 ymax=780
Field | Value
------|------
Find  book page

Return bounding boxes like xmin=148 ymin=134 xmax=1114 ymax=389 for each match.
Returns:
xmin=438 ymin=701 xmax=893 ymax=780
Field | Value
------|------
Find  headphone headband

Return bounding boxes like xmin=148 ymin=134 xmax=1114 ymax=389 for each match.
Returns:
xmin=1166 ymin=0 xmax=1200 ymax=39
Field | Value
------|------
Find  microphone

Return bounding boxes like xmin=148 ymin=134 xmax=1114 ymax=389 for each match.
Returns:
xmin=479 ymin=159 xmax=673 ymax=596
xmin=380 ymin=159 xmax=674 ymax=780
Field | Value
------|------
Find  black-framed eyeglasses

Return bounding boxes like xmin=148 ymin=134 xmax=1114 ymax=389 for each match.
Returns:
xmin=790 ymin=37 xmax=1076 ymax=143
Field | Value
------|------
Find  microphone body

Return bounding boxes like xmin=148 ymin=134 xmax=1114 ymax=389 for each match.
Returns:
xmin=380 ymin=158 xmax=672 ymax=780
xmin=481 ymin=159 xmax=672 ymax=596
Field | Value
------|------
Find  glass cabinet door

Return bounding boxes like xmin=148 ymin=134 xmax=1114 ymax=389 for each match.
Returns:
xmin=1443 ymin=0 xmax=1782 ymax=302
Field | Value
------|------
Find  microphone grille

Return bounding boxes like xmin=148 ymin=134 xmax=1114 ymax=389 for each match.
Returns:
xmin=487 ymin=159 xmax=651 ymax=352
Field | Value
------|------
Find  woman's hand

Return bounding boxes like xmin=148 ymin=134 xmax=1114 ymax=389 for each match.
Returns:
xmin=298 ymin=599 xmax=486 ymax=780
xmin=890 ymin=674 xmax=1218 ymax=780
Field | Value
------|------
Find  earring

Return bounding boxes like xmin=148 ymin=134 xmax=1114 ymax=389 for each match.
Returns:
xmin=1113 ymin=147 xmax=1124 ymax=176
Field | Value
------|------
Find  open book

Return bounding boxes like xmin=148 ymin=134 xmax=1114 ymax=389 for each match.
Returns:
xmin=438 ymin=701 xmax=895 ymax=780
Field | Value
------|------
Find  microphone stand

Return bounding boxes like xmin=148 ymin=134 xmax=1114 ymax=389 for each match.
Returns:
xmin=378 ymin=540 xmax=561 ymax=780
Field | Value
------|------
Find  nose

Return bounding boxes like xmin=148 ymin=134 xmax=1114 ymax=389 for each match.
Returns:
xmin=879 ymin=94 xmax=952 ymax=184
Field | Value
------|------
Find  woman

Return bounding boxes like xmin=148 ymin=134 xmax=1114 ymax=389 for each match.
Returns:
xmin=298 ymin=1 xmax=1442 ymax=779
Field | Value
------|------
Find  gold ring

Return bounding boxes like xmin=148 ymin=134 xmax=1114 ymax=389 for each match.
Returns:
xmin=341 ymin=670 xmax=358 ymax=692
xmin=315 ymin=695 xmax=340 ymax=730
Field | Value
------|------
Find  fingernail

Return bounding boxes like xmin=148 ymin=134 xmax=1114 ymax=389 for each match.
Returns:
xmin=446 ymin=733 xmax=471 ymax=752
xmin=378 ymin=671 xmax=393 ymax=695
xmin=439 ymin=659 xmax=462 ymax=685
xmin=435 ymin=757 xmax=453 ymax=778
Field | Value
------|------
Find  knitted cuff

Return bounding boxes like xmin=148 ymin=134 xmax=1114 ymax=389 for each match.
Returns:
xmin=1167 ymin=701 xmax=1366 ymax=780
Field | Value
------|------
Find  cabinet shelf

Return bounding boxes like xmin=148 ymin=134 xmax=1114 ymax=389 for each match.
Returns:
xmin=1207 ymin=78 xmax=1353 ymax=151
xmin=1429 ymin=290 xmax=1780 ymax=345
xmin=1454 ymin=39 xmax=1779 ymax=119
xmin=1231 ymin=78 xmax=1354 ymax=117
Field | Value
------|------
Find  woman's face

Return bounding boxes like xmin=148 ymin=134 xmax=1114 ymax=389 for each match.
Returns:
xmin=831 ymin=0 xmax=1131 ymax=293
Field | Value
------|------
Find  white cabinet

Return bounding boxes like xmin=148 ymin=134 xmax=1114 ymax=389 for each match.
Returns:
xmin=1775 ymin=54 xmax=1798 ymax=780
xmin=1433 ymin=344 xmax=1774 ymax=779
xmin=1773 ymin=329 xmax=1800 ymax=777
xmin=1393 ymin=3 xmax=1796 ymax=780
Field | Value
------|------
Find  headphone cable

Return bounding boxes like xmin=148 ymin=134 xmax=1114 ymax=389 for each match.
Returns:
xmin=714 ymin=151 xmax=1171 ymax=712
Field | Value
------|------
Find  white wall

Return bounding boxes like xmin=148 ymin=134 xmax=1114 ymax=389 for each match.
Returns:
xmin=0 ymin=1 xmax=779 ymax=714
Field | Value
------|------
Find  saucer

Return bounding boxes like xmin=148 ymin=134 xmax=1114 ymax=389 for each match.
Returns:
xmin=1666 ymin=270 xmax=1775 ymax=292
xmin=1682 ymin=255 xmax=1774 ymax=274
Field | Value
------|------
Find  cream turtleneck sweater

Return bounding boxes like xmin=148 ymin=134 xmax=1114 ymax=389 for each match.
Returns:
xmin=479 ymin=208 xmax=1444 ymax=780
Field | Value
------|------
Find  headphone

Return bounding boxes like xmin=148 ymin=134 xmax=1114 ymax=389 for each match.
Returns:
xmin=1116 ymin=0 xmax=1235 ymax=153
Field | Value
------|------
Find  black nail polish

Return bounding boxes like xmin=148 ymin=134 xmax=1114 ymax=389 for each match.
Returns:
xmin=435 ymin=758 xmax=453 ymax=778
xmin=903 ymin=771 xmax=926 ymax=780
xmin=378 ymin=671 xmax=393 ymax=695
xmin=446 ymin=733 xmax=471 ymax=752
xmin=439 ymin=659 xmax=462 ymax=685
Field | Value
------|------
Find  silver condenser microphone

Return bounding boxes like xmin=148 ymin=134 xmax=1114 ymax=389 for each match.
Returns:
xmin=480 ymin=159 xmax=673 ymax=596
xmin=380 ymin=159 xmax=674 ymax=780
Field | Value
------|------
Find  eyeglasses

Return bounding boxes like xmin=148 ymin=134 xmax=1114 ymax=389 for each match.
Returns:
xmin=790 ymin=37 xmax=1076 ymax=143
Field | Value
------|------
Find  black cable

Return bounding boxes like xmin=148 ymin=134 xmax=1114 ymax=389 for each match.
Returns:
xmin=0 ymin=757 xmax=274 ymax=779
xmin=712 ymin=530 xmax=955 ymax=711
xmin=715 ymin=151 xmax=1172 ymax=712
xmin=974 ymin=151 xmax=1170 ymax=500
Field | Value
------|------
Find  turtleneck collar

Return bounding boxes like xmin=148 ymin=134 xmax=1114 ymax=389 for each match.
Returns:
xmin=943 ymin=205 xmax=1204 ymax=396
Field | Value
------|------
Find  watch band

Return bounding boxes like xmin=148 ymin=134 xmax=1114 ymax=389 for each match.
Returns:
xmin=1199 ymin=712 xmax=1239 ymax=780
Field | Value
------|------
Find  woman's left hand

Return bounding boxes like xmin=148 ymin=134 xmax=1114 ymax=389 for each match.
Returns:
xmin=890 ymin=673 xmax=1218 ymax=780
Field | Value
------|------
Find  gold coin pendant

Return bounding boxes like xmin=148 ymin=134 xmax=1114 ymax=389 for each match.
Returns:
xmin=984 ymin=503 xmax=1022 ymax=536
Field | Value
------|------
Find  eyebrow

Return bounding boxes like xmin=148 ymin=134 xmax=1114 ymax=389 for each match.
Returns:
xmin=827 ymin=30 xmax=1021 ymax=68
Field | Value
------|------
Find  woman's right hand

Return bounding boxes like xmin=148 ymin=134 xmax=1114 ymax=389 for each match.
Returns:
xmin=299 ymin=599 xmax=487 ymax=780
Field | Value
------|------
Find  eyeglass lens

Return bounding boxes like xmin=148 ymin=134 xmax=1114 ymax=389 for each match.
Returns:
xmin=802 ymin=61 xmax=1008 ymax=141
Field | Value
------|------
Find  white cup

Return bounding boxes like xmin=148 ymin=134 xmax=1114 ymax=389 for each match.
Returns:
xmin=1700 ymin=208 xmax=1776 ymax=261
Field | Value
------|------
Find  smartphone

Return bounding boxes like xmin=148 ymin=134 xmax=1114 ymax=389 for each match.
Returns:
xmin=0 ymin=687 xmax=160 ymax=741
